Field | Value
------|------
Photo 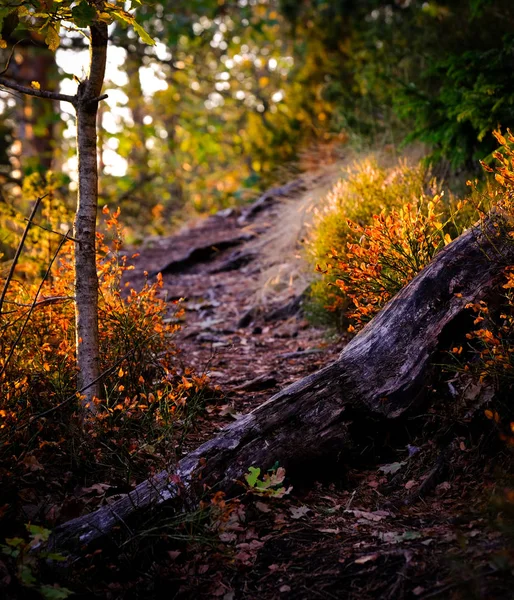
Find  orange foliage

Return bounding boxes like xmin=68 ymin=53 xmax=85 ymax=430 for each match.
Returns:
xmin=320 ymin=194 xmax=457 ymax=331
xmin=454 ymin=129 xmax=514 ymax=448
xmin=0 ymin=207 xmax=208 ymax=479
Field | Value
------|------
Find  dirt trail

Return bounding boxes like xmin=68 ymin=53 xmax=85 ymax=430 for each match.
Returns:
xmin=128 ymin=179 xmax=341 ymax=440
xmin=124 ymin=184 xmax=513 ymax=600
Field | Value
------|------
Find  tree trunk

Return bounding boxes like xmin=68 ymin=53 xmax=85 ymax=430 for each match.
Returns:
xmin=74 ymin=23 xmax=108 ymax=408
xmin=51 ymin=212 xmax=514 ymax=550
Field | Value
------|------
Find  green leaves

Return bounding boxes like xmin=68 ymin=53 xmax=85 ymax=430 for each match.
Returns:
xmin=244 ymin=465 xmax=292 ymax=497
xmin=245 ymin=466 xmax=261 ymax=488
xmin=0 ymin=1 xmax=155 ymax=51
xmin=71 ymin=1 xmax=97 ymax=29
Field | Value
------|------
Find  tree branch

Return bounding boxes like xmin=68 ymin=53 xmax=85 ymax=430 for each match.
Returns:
xmin=0 ymin=75 xmax=76 ymax=104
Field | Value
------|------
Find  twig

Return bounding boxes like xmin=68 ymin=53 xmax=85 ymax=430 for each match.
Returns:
xmin=0 ymin=229 xmax=70 ymax=379
xmin=0 ymin=40 xmax=22 ymax=76
xmin=0 ymin=296 xmax=72 ymax=313
xmin=24 ymin=218 xmax=79 ymax=242
xmin=0 ymin=193 xmax=46 ymax=315
xmin=0 ymin=75 xmax=76 ymax=104
xmin=85 ymin=93 xmax=108 ymax=106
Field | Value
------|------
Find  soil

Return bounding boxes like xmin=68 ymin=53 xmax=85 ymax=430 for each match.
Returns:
xmin=114 ymin=185 xmax=514 ymax=600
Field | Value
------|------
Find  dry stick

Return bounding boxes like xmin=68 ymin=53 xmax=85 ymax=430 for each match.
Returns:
xmin=0 ymin=40 xmax=22 ymax=76
xmin=25 ymin=218 xmax=79 ymax=243
xmin=0 ymin=229 xmax=70 ymax=380
xmin=1 ymin=296 xmax=72 ymax=312
xmin=0 ymin=193 xmax=47 ymax=315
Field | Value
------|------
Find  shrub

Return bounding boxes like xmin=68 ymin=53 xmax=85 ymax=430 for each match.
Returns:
xmin=306 ymin=158 xmax=445 ymax=328
xmin=325 ymin=194 xmax=457 ymax=331
xmin=306 ymin=154 xmax=492 ymax=330
xmin=452 ymin=130 xmax=514 ymax=448
xmin=0 ymin=205 xmax=208 ymax=486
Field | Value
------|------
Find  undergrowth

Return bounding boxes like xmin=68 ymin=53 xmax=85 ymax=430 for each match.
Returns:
xmin=0 ymin=201 xmax=210 ymax=534
xmin=306 ymin=157 xmax=488 ymax=329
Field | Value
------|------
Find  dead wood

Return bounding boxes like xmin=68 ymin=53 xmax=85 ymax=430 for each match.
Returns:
xmin=50 ymin=215 xmax=514 ymax=552
xmin=237 ymin=306 xmax=259 ymax=328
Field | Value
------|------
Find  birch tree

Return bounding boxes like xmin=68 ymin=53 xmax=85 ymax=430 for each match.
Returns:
xmin=0 ymin=0 xmax=154 ymax=408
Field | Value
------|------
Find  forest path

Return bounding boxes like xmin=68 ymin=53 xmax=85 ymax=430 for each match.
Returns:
xmin=123 ymin=182 xmax=512 ymax=600
xmin=127 ymin=176 xmax=341 ymax=450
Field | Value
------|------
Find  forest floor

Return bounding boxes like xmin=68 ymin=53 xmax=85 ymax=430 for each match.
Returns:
xmin=115 ymin=180 xmax=514 ymax=600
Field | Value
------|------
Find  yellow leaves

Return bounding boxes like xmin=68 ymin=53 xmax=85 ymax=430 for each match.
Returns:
xmin=495 ymin=173 xmax=505 ymax=186
xmin=31 ymin=81 xmax=41 ymax=91
xmin=109 ymin=6 xmax=155 ymax=45
xmin=503 ymin=274 xmax=514 ymax=290
xmin=44 ymin=25 xmax=60 ymax=52
xmin=493 ymin=130 xmax=507 ymax=146
xmin=0 ymin=39 xmax=6 ymax=50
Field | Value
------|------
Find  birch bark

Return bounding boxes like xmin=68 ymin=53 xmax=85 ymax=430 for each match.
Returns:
xmin=73 ymin=22 xmax=108 ymax=407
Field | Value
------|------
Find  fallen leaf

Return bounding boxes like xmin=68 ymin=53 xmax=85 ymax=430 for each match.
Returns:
xmin=255 ymin=502 xmax=271 ymax=513
xmin=379 ymin=461 xmax=406 ymax=475
xmin=22 ymin=455 xmax=44 ymax=472
xmin=435 ymin=481 xmax=451 ymax=494
xmin=279 ymin=585 xmax=291 ymax=593
xmin=355 ymin=553 xmax=379 ymax=564
xmin=289 ymin=505 xmax=311 ymax=520
xmin=346 ymin=509 xmax=389 ymax=522
xmin=405 ymin=480 xmax=417 ymax=490
xmin=81 ymin=483 xmax=112 ymax=496
xmin=219 ymin=532 xmax=237 ymax=543
xmin=379 ymin=531 xmax=422 ymax=544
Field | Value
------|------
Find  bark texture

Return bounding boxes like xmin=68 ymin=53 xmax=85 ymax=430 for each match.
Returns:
xmin=51 ymin=214 xmax=514 ymax=551
xmin=74 ymin=23 xmax=108 ymax=407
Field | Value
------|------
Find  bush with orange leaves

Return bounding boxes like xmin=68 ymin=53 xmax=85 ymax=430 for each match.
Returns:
xmin=306 ymin=158 xmax=439 ymax=328
xmin=0 ymin=205 xmax=209 ymax=484
xmin=452 ymin=130 xmax=514 ymax=449
xmin=320 ymin=194 xmax=466 ymax=332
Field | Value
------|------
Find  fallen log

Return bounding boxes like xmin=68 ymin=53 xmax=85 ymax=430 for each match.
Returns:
xmin=51 ymin=214 xmax=514 ymax=551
